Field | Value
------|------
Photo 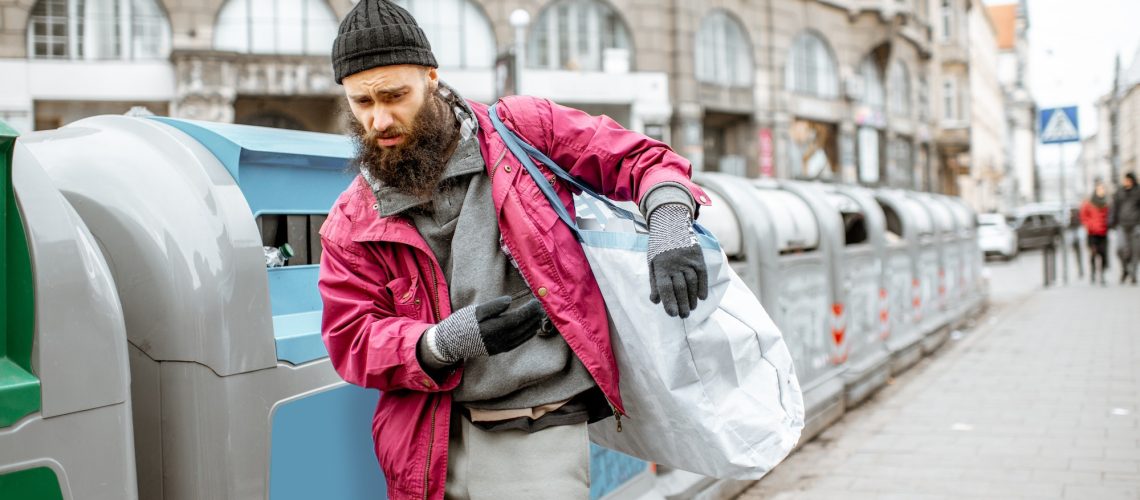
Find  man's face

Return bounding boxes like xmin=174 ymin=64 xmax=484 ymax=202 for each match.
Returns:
xmin=1126 ymin=176 xmax=1135 ymax=189
xmin=1096 ymin=184 xmax=1107 ymax=198
xmin=344 ymin=65 xmax=438 ymax=149
xmin=343 ymin=64 xmax=460 ymax=198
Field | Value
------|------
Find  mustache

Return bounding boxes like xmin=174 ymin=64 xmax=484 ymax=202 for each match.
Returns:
xmin=369 ymin=124 xmax=413 ymax=141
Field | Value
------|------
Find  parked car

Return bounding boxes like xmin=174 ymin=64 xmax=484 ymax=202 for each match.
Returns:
xmin=978 ymin=213 xmax=1018 ymax=259
xmin=1008 ymin=209 xmax=1063 ymax=250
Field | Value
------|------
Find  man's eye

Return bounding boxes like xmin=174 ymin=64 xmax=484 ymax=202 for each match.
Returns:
xmin=355 ymin=98 xmax=372 ymax=105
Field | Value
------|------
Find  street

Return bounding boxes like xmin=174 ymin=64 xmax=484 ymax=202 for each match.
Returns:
xmin=737 ymin=249 xmax=1140 ymax=499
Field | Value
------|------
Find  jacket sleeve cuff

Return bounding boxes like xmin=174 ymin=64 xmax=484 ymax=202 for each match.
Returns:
xmin=639 ymin=182 xmax=696 ymax=220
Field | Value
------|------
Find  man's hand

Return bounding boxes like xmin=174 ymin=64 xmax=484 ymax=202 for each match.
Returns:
xmin=425 ymin=296 xmax=545 ymax=365
xmin=648 ymin=204 xmax=709 ymax=318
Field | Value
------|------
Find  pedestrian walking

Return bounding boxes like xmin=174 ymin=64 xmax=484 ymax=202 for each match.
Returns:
xmin=317 ymin=1 xmax=711 ymax=498
xmin=1080 ymin=182 xmax=1111 ymax=285
xmin=1110 ymin=172 xmax=1140 ymax=284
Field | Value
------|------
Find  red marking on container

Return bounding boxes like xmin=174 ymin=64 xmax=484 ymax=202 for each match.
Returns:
xmin=832 ymin=329 xmax=845 ymax=345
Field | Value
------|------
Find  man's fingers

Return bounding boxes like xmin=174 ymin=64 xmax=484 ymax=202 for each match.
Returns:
xmin=672 ymin=273 xmax=691 ymax=318
xmin=682 ymin=267 xmax=699 ymax=311
xmin=475 ymin=295 xmax=512 ymax=321
xmin=658 ymin=271 xmax=679 ymax=317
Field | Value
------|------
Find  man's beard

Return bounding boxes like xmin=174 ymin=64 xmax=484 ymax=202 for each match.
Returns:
xmin=349 ymin=86 xmax=460 ymax=198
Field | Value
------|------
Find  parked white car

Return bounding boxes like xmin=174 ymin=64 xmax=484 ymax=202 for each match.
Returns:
xmin=978 ymin=213 xmax=1019 ymax=259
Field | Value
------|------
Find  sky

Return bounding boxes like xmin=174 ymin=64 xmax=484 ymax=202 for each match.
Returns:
xmin=998 ymin=0 xmax=1140 ymax=138
xmin=981 ymin=0 xmax=1140 ymax=175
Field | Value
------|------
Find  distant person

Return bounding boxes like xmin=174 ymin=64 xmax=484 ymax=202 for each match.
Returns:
xmin=1110 ymin=172 xmax=1140 ymax=284
xmin=1080 ymin=183 xmax=1110 ymax=285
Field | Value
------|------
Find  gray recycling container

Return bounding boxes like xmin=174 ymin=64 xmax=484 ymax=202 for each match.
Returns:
xmin=0 ymin=124 xmax=137 ymax=499
xmin=695 ymin=173 xmax=846 ymax=443
xmin=940 ymin=195 xmax=986 ymax=318
xmin=817 ymin=183 xmax=892 ymax=406
xmin=15 ymin=115 xmax=651 ymax=500
xmin=872 ymin=189 xmax=931 ymax=374
xmin=914 ymin=193 xmax=958 ymax=354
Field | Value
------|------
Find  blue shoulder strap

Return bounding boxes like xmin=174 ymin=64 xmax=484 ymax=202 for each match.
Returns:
xmin=488 ymin=103 xmax=647 ymax=237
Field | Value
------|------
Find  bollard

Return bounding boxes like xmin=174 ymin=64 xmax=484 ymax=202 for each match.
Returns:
xmin=1071 ymin=229 xmax=1084 ymax=278
xmin=1043 ymin=240 xmax=1056 ymax=287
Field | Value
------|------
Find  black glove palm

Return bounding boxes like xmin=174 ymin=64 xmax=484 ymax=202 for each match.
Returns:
xmin=429 ymin=296 xmax=546 ymax=364
xmin=647 ymin=204 xmax=709 ymax=318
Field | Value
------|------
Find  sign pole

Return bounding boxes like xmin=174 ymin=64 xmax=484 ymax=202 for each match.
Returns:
xmin=1059 ymin=143 xmax=1068 ymax=285
xmin=1039 ymin=105 xmax=1079 ymax=287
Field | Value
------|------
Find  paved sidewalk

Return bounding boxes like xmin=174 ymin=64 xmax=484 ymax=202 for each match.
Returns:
xmin=738 ymin=277 xmax=1140 ymax=499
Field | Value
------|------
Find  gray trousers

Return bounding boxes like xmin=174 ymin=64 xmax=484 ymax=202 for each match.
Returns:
xmin=445 ymin=414 xmax=590 ymax=499
xmin=1122 ymin=226 xmax=1140 ymax=278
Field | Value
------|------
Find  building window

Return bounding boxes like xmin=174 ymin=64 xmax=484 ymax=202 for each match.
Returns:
xmin=214 ymin=0 xmax=337 ymax=55
xmin=786 ymin=31 xmax=839 ymax=99
xmin=393 ymin=0 xmax=495 ymax=69
xmin=890 ymin=137 xmax=913 ymax=188
xmin=888 ymin=61 xmax=911 ymax=116
xmin=527 ymin=0 xmax=633 ymax=72
xmin=917 ymin=73 xmax=929 ymax=122
xmin=858 ymin=127 xmax=881 ymax=184
xmin=695 ymin=9 xmax=752 ymax=87
xmin=942 ymin=77 xmax=958 ymax=121
xmin=940 ymin=0 xmax=953 ymax=41
xmin=859 ymin=57 xmax=884 ymax=110
xmin=28 ymin=0 xmax=171 ymax=60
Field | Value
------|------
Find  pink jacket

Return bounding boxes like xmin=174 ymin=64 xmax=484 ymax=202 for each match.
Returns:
xmin=319 ymin=96 xmax=710 ymax=499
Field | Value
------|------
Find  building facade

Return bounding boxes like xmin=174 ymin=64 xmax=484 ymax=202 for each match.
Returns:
xmin=1 ymin=0 xmax=984 ymax=192
xmin=963 ymin=1 xmax=1004 ymax=212
xmin=988 ymin=0 xmax=1036 ymax=208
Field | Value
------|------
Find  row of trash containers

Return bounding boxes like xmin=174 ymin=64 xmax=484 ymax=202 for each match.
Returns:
xmin=696 ymin=173 xmax=986 ymax=444
xmin=0 ymin=116 xmax=985 ymax=499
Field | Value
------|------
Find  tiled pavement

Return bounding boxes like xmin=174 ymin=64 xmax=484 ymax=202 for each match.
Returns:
xmin=737 ymin=253 xmax=1140 ymax=499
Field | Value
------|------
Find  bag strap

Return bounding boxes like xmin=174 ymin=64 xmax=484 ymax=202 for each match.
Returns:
xmin=488 ymin=103 xmax=648 ymax=236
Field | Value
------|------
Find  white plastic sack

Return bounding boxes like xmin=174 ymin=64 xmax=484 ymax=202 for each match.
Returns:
xmin=577 ymin=196 xmax=805 ymax=480
xmin=488 ymin=104 xmax=804 ymax=479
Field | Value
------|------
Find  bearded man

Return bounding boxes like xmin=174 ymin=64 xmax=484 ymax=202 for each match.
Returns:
xmin=318 ymin=1 xmax=712 ymax=498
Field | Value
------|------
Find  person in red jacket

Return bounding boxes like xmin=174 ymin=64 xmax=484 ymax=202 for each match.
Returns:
xmin=320 ymin=1 xmax=711 ymax=498
xmin=1080 ymin=182 xmax=1111 ymax=285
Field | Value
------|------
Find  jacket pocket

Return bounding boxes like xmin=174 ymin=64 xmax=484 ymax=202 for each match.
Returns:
xmin=513 ymin=168 xmax=568 ymax=231
xmin=385 ymin=276 xmax=423 ymax=318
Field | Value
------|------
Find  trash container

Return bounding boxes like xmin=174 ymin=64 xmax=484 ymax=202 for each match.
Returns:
xmin=17 ymin=115 xmax=654 ymax=500
xmin=16 ymin=115 xmax=386 ymax=499
xmin=872 ymin=189 xmax=931 ymax=374
xmin=914 ymin=193 xmax=957 ymax=353
xmin=817 ymin=183 xmax=891 ymax=406
xmin=941 ymin=195 xmax=986 ymax=317
xmin=695 ymin=173 xmax=845 ymax=442
xmin=0 ymin=124 xmax=137 ymax=499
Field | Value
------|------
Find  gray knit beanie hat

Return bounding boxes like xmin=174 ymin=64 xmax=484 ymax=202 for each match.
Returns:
xmin=331 ymin=0 xmax=438 ymax=84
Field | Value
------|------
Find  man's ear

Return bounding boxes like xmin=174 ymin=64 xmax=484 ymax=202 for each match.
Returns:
xmin=426 ymin=67 xmax=439 ymax=86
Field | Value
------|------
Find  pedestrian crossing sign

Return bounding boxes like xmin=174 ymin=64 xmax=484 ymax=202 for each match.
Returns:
xmin=1039 ymin=106 xmax=1080 ymax=144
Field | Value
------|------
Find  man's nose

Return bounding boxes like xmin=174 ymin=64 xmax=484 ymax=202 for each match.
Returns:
xmin=370 ymin=109 xmax=394 ymax=133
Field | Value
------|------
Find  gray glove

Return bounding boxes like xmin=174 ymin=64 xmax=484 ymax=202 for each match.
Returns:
xmin=648 ymin=203 xmax=709 ymax=318
xmin=426 ymin=296 xmax=545 ymax=365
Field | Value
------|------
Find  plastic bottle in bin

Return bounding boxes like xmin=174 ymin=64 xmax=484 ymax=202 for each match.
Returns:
xmin=264 ymin=243 xmax=294 ymax=268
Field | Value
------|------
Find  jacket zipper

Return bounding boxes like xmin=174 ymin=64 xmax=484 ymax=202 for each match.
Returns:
xmin=612 ymin=404 xmax=622 ymax=432
xmin=423 ymin=394 xmax=441 ymax=500
xmin=488 ymin=149 xmax=509 ymax=183
xmin=424 ymin=257 xmax=443 ymax=499
xmin=427 ymin=263 xmax=442 ymax=322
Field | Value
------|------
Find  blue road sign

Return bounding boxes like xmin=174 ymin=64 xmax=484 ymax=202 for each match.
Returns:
xmin=1039 ymin=106 xmax=1080 ymax=144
